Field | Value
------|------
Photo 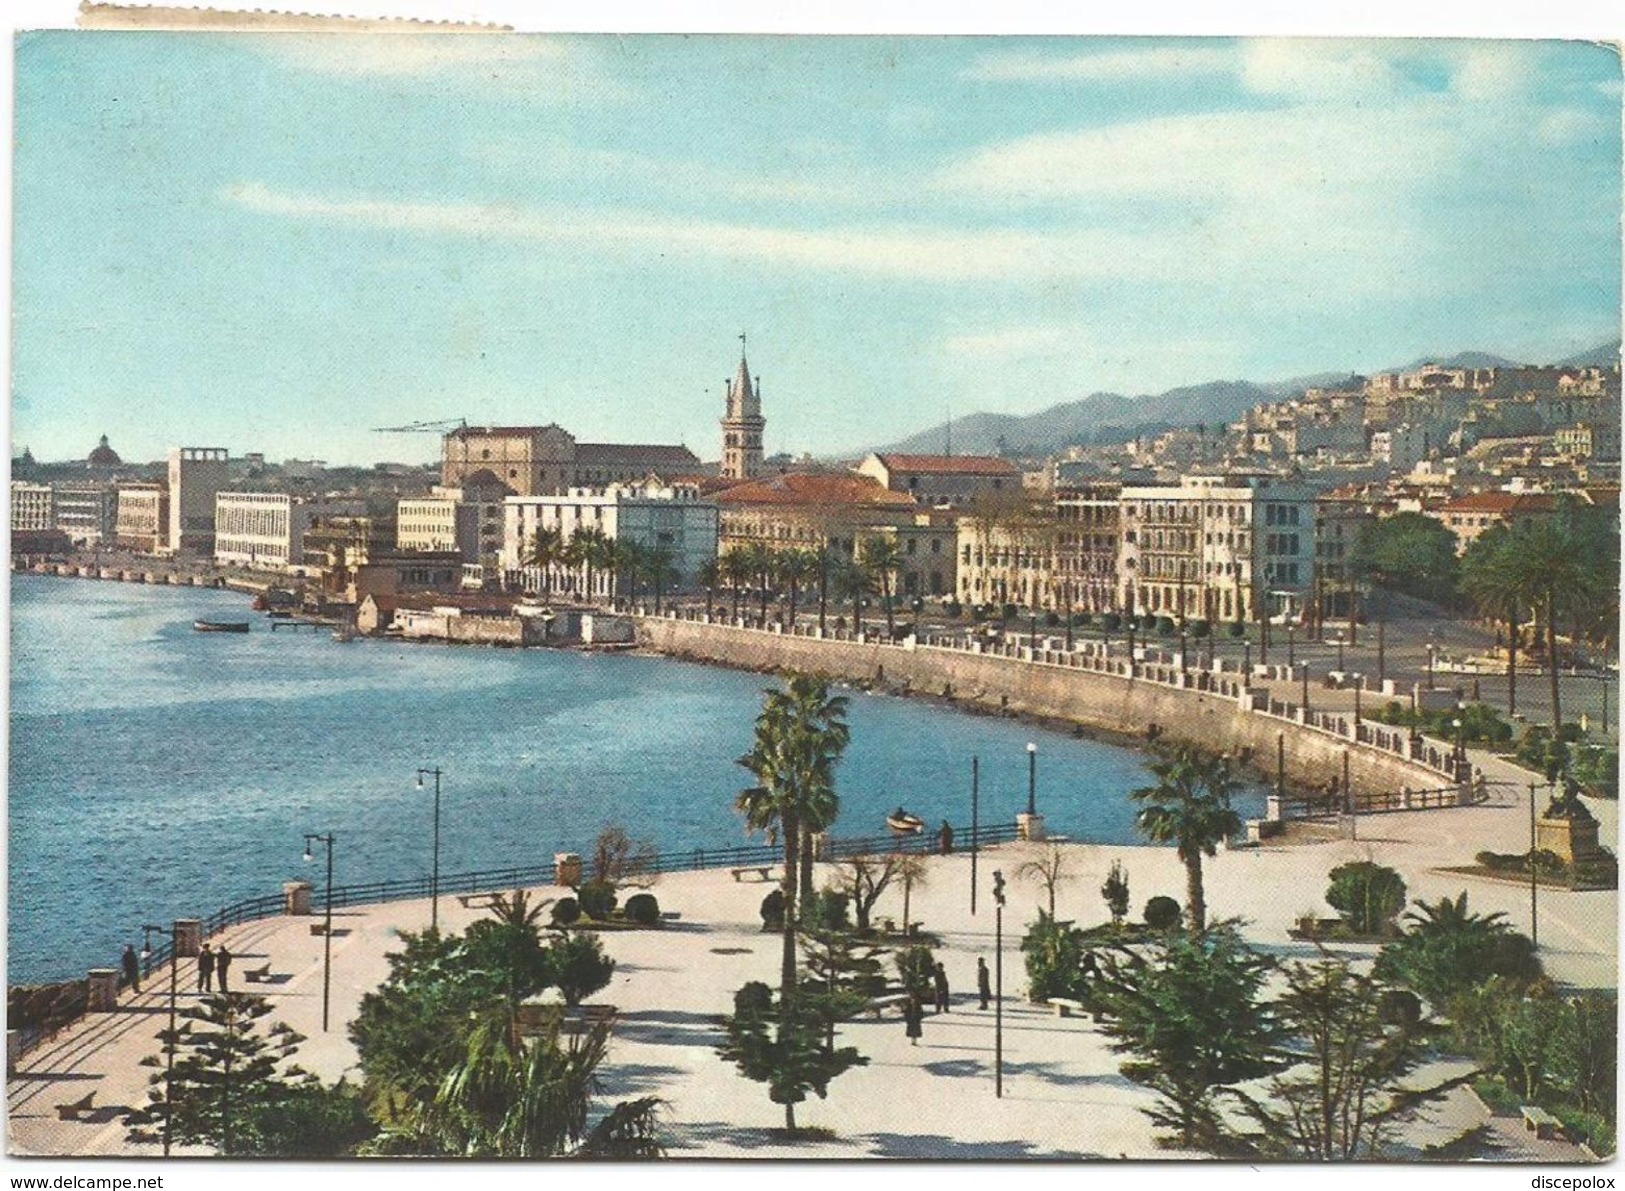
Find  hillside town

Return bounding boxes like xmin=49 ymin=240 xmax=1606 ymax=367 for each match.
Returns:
xmin=11 ymin=346 xmax=1621 ymax=653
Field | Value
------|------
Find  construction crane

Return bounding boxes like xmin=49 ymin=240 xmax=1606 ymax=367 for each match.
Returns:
xmin=372 ymin=418 xmax=469 ymax=434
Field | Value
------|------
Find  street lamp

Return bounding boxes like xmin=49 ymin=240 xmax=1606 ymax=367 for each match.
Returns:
xmin=1026 ymin=741 xmax=1038 ymax=817
xmin=1426 ymin=643 xmax=1437 ymax=690
xmin=139 ymin=924 xmax=179 ymax=1158
xmin=970 ymin=755 xmax=980 ymax=916
xmin=1287 ymin=624 xmax=1295 ymax=669
xmin=1452 ymin=717 xmax=1465 ymax=780
xmin=1353 ymin=674 xmax=1363 ymax=728
xmin=303 ymin=833 xmax=336 ymax=1032
xmin=993 ymin=869 xmax=1007 ymax=1099
xmin=1335 ymin=630 xmax=1346 ymax=673
xmin=1529 ymin=781 xmax=1543 ymax=950
xmin=415 ymin=767 xmax=444 ymax=932
xmin=1300 ymin=661 xmax=1311 ymax=716
xmin=1178 ymin=623 xmax=1188 ymax=674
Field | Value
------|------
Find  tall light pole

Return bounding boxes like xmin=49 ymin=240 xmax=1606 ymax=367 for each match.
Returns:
xmin=970 ymin=755 xmax=980 ymax=916
xmin=303 ymin=833 xmax=336 ymax=1032
xmin=1426 ymin=642 xmax=1437 ymax=690
xmin=1287 ymin=624 xmax=1295 ymax=669
xmin=1335 ymin=630 xmax=1346 ymax=673
xmin=993 ymin=869 xmax=1006 ymax=1099
xmin=1529 ymin=781 xmax=1542 ymax=950
xmin=1026 ymin=741 xmax=1038 ymax=816
xmin=139 ymin=924 xmax=178 ymax=1158
xmin=416 ymin=767 xmax=444 ymax=931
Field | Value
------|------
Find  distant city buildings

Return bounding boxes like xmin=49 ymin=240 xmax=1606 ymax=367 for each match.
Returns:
xmin=213 ymin=491 xmax=367 ymax=572
xmin=168 ymin=447 xmax=229 ymax=554
xmin=440 ymin=425 xmax=699 ymax=496
xmin=719 ymin=342 xmax=766 ymax=481
xmin=856 ymin=453 xmax=1021 ymax=509
xmin=114 ymin=483 xmax=168 ymax=552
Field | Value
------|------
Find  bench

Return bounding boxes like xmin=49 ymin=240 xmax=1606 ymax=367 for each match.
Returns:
xmin=1522 ymin=1105 xmax=1562 ymax=1140
xmin=560 ymin=1004 xmax=618 ymax=1036
xmin=865 ymin=993 xmax=912 ymax=1019
xmin=1048 ymin=997 xmax=1086 ymax=1018
xmin=458 ymin=892 xmax=502 ymax=909
xmin=55 ymin=1091 xmax=95 ymax=1121
xmin=730 ymin=866 xmax=776 ymax=883
xmin=243 ymin=963 xmax=272 ymax=983
xmin=310 ymin=922 xmax=327 ymax=935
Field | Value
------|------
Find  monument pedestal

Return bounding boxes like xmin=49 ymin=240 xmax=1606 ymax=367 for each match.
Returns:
xmin=1017 ymin=812 xmax=1047 ymax=843
xmin=1536 ymin=814 xmax=1602 ymax=865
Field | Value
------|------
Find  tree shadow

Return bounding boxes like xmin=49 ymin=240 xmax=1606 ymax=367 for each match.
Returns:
xmin=863 ymin=1132 xmax=1098 ymax=1160
xmin=596 ymin=1061 xmax=687 ymax=1097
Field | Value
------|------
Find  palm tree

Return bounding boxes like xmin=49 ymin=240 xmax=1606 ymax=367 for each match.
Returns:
xmin=736 ymin=675 xmax=851 ymax=999
xmin=777 ymin=548 xmax=817 ymax=629
xmin=569 ymin=526 xmax=610 ymax=602
xmin=720 ymin=548 xmax=752 ymax=620
xmin=643 ymin=545 xmax=679 ymax=614
xmin=739 ymin=541 xmax=775 ymax=620
xmin=613 ymin=538 xmax=648 ymax=609
xmin=523 ymin=526 xmax=565 ymax=598
xmin=697 ymin=557 xmax=720 ymax=620
xmin=427 ymin=1014 xmax=661 ymax=1158
xmin=1130 ymin=747 xmax=1242 ymax=934
xmin=558 ymin=534 xmax=586 ymax=597
xmin=832 ymin=554 xmax=870 ymax=627
xmin=1461 ymin=524 xmax=1527 ymax=718
xmin=858 ymin=536 xmax=903 ymax=638
xmin=812 ymin=544 xmax=836 ymax=634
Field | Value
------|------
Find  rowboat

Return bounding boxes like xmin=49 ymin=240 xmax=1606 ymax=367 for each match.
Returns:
xmin=193 ymin=619 xmax=250 ymax=633
xmin=887 ymin=808 xmax=925 ymax=836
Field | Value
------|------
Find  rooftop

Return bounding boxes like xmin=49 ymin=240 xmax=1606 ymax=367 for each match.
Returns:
xmin=871 ymin=453 xmax=1021 ymax=477
xmin=717 ymin=471 xmax=920 ymax=508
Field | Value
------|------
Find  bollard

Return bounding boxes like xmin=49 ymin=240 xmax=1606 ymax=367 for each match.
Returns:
xmin=172 ymin=919 xmax=202 ymax=957
xmin=283 ymin=881 xmax=313 ymax=916
xmin=87 ymin=968 xmax=120 ymax=1012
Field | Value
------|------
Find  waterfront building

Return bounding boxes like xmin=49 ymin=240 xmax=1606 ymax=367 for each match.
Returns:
xmin=51 ymin=483 xmax=117 ymax=547
xmin=1427 ymin=489 xmax=1558 ymax=554
xmin=1118 ymin=474 xmax=1317 ymax=625
xmin=956 ymin=515 xmax=1052 ymax=611
xmin=717 ymin=472 xmax=957 ymax=599
xmin=213 ymin=492 xmax=367 ymax=573
xmin=114 ymin=483 xmax=168 ymax=552
xmin=855 ymin=453 xmax=1021 ymax=509
xmin=167 ymin=447 xmax=229 ymax=555
xmin=10 ymin=481 xmax=55 ymax=532
xmin=502 ymin=481 xmax=720 ymax=597
xmin=1054 ymin=482 xmax=1122 ymax=615
xmin=441 ymin=425 xmax=699 ymax=496
xmin=397 ymin=473 xmax=512 ymax=569
xmin=719 ymin=343 xmax=766 ymax=480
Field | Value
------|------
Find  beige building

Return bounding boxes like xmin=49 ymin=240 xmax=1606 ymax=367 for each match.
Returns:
xmin=442 ymin=425 xmax=699 ymax=496
xmin=1427 ymin=490 xmax=1557 ymax=554
xmin=53 ymin=484 xmax=117 ymax=547
xmin=10 ymin=482 xmax=54 ymax=532
xmin=1054 ymin=482 xmax=1121 ymax=614
xmin=720 ymin=346 xmax=766 ymax=480
xmin=168 ymin=447 xmax=229 ymax=554
xmin=956 ymin=517 xmax=1052 ymax=610
xmin=855 ymin=453 xmax=1021 ymax=509
xmin=213 ymin=492 xmax=366 ymax=573
xmin=115 ymin=484 xmax=168 ymax=552
xmin=397 ymin=474 xmax=513 ymax=567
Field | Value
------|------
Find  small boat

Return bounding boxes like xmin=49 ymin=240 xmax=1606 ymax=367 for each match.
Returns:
xmin=193 ymin=619 xmax=250 ymax=633
xmin=887 ymin=808 xmax=925 ymax=837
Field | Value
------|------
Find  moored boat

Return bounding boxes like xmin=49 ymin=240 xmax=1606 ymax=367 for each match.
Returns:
xmin=887 ymin=807 xmax=925 ymax=836
xmin=193 ymin=619 xmax=250 ymax=633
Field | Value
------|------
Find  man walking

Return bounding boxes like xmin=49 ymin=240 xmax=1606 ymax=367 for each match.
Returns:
xmin=977 ymin=957 xmax=991 ymax=1010
xmin=932 ymin=961 xmax=950 ymax=1014
xmin=197 ymin=942 xmax=215 ymax=993
xmin=121 ymin=944 xmax=141 ymax=994
xmin=215 ymin=944 xmax=232 ymax=994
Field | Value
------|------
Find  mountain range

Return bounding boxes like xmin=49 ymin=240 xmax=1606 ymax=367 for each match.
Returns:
xmin=857 ymin=339 xmax=1621 ymax=460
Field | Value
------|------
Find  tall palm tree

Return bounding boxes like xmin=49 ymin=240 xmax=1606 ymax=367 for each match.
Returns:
xmin=1461 ymin=524 xmax=1526 ymax=718
xmin=1131 ymin=747 xmax=1242 ymax=934
xmin=643 ymin=544 xmax=679 ymax=614
xmin=614 ymin=538 xmax=648 ymax=609
xmin=736 ymin=675 xmax=851 ymax=998
xmin=858 ymin=536 xmax=903 ymax=638
xmin=812 ymin=544 xmax=836 ymax=634
xmin=720 ymin=548 xmax=753 ymax=620
xmin=832 ymin=554 xmax=870 ymax=626
xmin=523 ymin=526 xmax=565 ymax=598
xmin=558 ymin=534 xmax=586 ymax=597
xmin=739 ymin=541 xmax=775 ymax=620
xmin=697 ymin=557 xmax=720 ymax=619
xmin=569 ymin=526 xmax=610 ymax=602
xmin=777 ymin=548 xmax=817 ymax=629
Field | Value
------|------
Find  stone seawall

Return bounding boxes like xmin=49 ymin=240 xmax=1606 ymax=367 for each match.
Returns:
xmin=636 ymin=615 xmax=1457 ymax=807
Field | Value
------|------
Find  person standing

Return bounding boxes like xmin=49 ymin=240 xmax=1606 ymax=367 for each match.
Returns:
xmin=938 ymin=820 xmax=954 ymax=855
xmin=977 ymin=957 xmax=991 ymax=1011
xmin=932 ymin=961 xmax=950 ymax=1014
xmin=214 ymin=944 xmax=232 ymax=994
xmin=903 ymin=995 xmax=924 ymax=1046
xmin=197 ymin=942 xmax=215 ymax=993
xmin=121 ymin=944 xmax=141 ymax=994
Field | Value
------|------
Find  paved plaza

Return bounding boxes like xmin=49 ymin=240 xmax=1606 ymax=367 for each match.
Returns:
xmin=8 ymin=744 xmax=1614 ymax=1160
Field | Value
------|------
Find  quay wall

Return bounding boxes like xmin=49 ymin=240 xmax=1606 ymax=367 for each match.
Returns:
xmin=636 ymin=615 xmax=1458 ymax=805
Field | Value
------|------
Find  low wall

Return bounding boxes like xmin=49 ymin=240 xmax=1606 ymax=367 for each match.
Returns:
xmin=636 ymin=615 xmax=1458 ymax=808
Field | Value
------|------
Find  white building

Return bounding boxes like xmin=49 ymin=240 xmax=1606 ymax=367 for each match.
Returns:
xmin=396 ymin=478 xmax=509 ymax=568
xmin=10 ymin=482 xmax=55 ymax=532
xmin=116 ymin=484 xmax=168 ymax=552
xmin=53 ymin=484 xmax=118 ymax=546
xmin=502 ymin=482 xmax=719 ymax=598
xmin=168 ymin=447 xmax=229 ymax=554
xmin=214 ymin=492 xmax=366 ymax=573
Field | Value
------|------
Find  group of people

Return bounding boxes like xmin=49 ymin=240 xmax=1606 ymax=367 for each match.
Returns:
xmin=119 ymin=940 xmax=234 ymax=996
xmin=900 ymin=957 xmax=996 ymax=1046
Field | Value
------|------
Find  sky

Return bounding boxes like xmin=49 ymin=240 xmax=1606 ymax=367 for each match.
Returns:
xmin=9 ymin=33 xmax=1622 ymax=467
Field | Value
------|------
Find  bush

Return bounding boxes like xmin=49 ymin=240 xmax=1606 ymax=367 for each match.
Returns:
xmin=1325 ymin=861 xmax=1408 ymax=937
xmin=1143 ymin=895 xmax=1182 ymax=931
xmin=895 ymin=944 xmax=937 ymax=1001
xmin=1189 ymin=619 xmax=1211 ymax=639
xmin=1021 ymin=912 xmax=1087 ymax=1002
xmin=1228 ymin=621 xmax=1247 ymax=638
xmin=1571 ymin=744 xmax=1619 ymax=798
xmin=733 ymin=980 xmax=773 ymax=1016
xmin=760 ymin=889 xmax=785 ymax=932
xmin=623 ymin=892 xmax=661 ymax=925
xmin=1102 ymin=613 xmax=1122 ymax=632
xmin=1073 ymin=611 xmax=1093 ymax=627
xmin=545 ymin=932 xmax=615 ymax=1006
xmin=1001 ymin=603 xmax=1017 ymax=622
xmin=578 ymin=880 xmax=617 ymax=920
xmin=1475 ymin=849 xmax=1568 ymax=878
xmin=1043 ymin=611 xmax=1059 ymax=627
xmin=550 ymin=897 xmax=581 ymax=927
xmin=800 ymin=890 xmax=850 ymax=931
xmin=1374 ymin=893 xmax=1542 ymax=1009
xmin=943 ymin=600 xmax=962 ymax=618
xmin=1155 ymin=616 xmax=1176 ymax=637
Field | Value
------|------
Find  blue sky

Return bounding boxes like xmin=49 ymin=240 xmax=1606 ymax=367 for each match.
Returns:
xmin=11 ymin=33 xmax=1621 ymax=465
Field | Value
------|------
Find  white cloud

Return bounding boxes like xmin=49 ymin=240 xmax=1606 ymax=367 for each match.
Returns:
xmin=1452 ymin=44 xmax=1531 ymax=101
xmin=1538 ymin=106 xmax=1609 ymax=144
xmin=962 ymin=44 xmax=1233 ymax=83
xmin=1238 ymin=39 xmax=1407 ymax=101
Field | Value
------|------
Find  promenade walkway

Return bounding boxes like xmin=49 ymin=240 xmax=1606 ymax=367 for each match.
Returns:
xmin=8 ymin=780 xmax=1611 ymax=1161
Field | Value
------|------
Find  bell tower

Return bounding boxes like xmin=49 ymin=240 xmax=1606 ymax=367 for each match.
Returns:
xmin=720 ymin=332 xmax=766 ymax=480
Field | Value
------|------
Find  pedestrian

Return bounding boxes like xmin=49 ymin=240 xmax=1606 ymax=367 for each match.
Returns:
xmin=938 ymin=820 xmax=954 ymax=855
xmin=121 ymin=944 xmax=141 ymax=994
xmin=215 ymin=943 xmax=232 ymax=994
xmin=977 ymin=957 xmax=991 ymax=1010
xmin=197 ymin=942 xmax=215 ymax=993
xmin=903 ymin=995 xmax=924 ymax=1046
xmin=932 ymin=961 xmax=950 ymax=1014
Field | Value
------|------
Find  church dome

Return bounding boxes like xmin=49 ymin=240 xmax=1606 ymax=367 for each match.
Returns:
xmin=88 ymin=435 xmax=121 ymax=467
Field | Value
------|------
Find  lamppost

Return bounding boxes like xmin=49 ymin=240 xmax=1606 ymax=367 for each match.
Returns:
xmin=139 ymin=924 xmax=179 ymax=1158
xmin=970 ymin=755 xmax=980 ymax=916
xmin=993 ymin=869 xmax=1006 ymax=1099
xmin=1178 ymin=623 xmax=1188 ymax=674
xmin=1026 ymin=741 xmax=1038 ymax=817
xmin=415 ymin=767 xmax=444 ymax=932
xmin=303 ymin=832 xmax=336 ymax=1032
xmin=1028 ymin=611 xmax=1038 ymax=652
xmin=1529 ymin=781 xmax=1543 ymax=950
xmin=1300 ymin=661 xmax=1311 ymax=716
xmin=1426 ymin=642 xmax=1437 ymax=690
xmin=912 ymin=597 xmax=923 ymax=639
xmin=1287 ymin=624 xmax=1295 ymax=669
xmin=1353 ymin=674 xmax=1363 ymax=728
xmin=1243 ymin=639 xmax=1252 ymax=674
xmin=1335 ymin=630 xmax=1346 ymax=673
xmin=1452 ymin=716 xmax=1465 ymax=781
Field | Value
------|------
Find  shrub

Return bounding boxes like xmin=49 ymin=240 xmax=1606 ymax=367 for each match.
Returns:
xmin=623 ymin=892 xmax=661 ymax=925
xmin=943 ymin=600 xmax=963 ymax=618
xmin=545 ymin=932 xmax=615 ymax=1006
xmin=550 ymin=897 xmax=581 ymax=927
xmin=578 ymin=879 xmax=618 ymax=920
xmin=1143 ymin=895 xmax=1182 ymax=931
xmin=1189 ymin=619 xmax=1211 ymax=639
xmin=1044 ymin=611 xmax=1060 ymax=628
xmin=1155 ymin=616 xmax=1176 ymax=637
xmin=1021 ymin=912 xmax=1087 ymax=1002
xmin=1073 ymin=611 xmax=1093 ymax=627
xmin=800 ymin=890 xmax=850 ymax=931
xmin=1374 ymin=892 xmax=1541 ymax=1009
xmin=1102 ymin=613 xmax=1122 ymax=632
xmin=1325 ymin=861 xmax=1408 ymax=937
xmin=1101 ymin=860 xmax=1131 ymax=926
xmin=1228 ymin=621 xmax=1247 ymax=638
xmin=760 ymin=889 xmax=785 ymax=932
xmin=733 ymin=980 xmax=773 ymax=1016
xmin=1572 ymin=744 xmax=1619 ymax=798
xmin=1001 ymin=603 xmax=1017 ymax=621
xmin=895 ymin=944 xmax=937 ymax=1001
